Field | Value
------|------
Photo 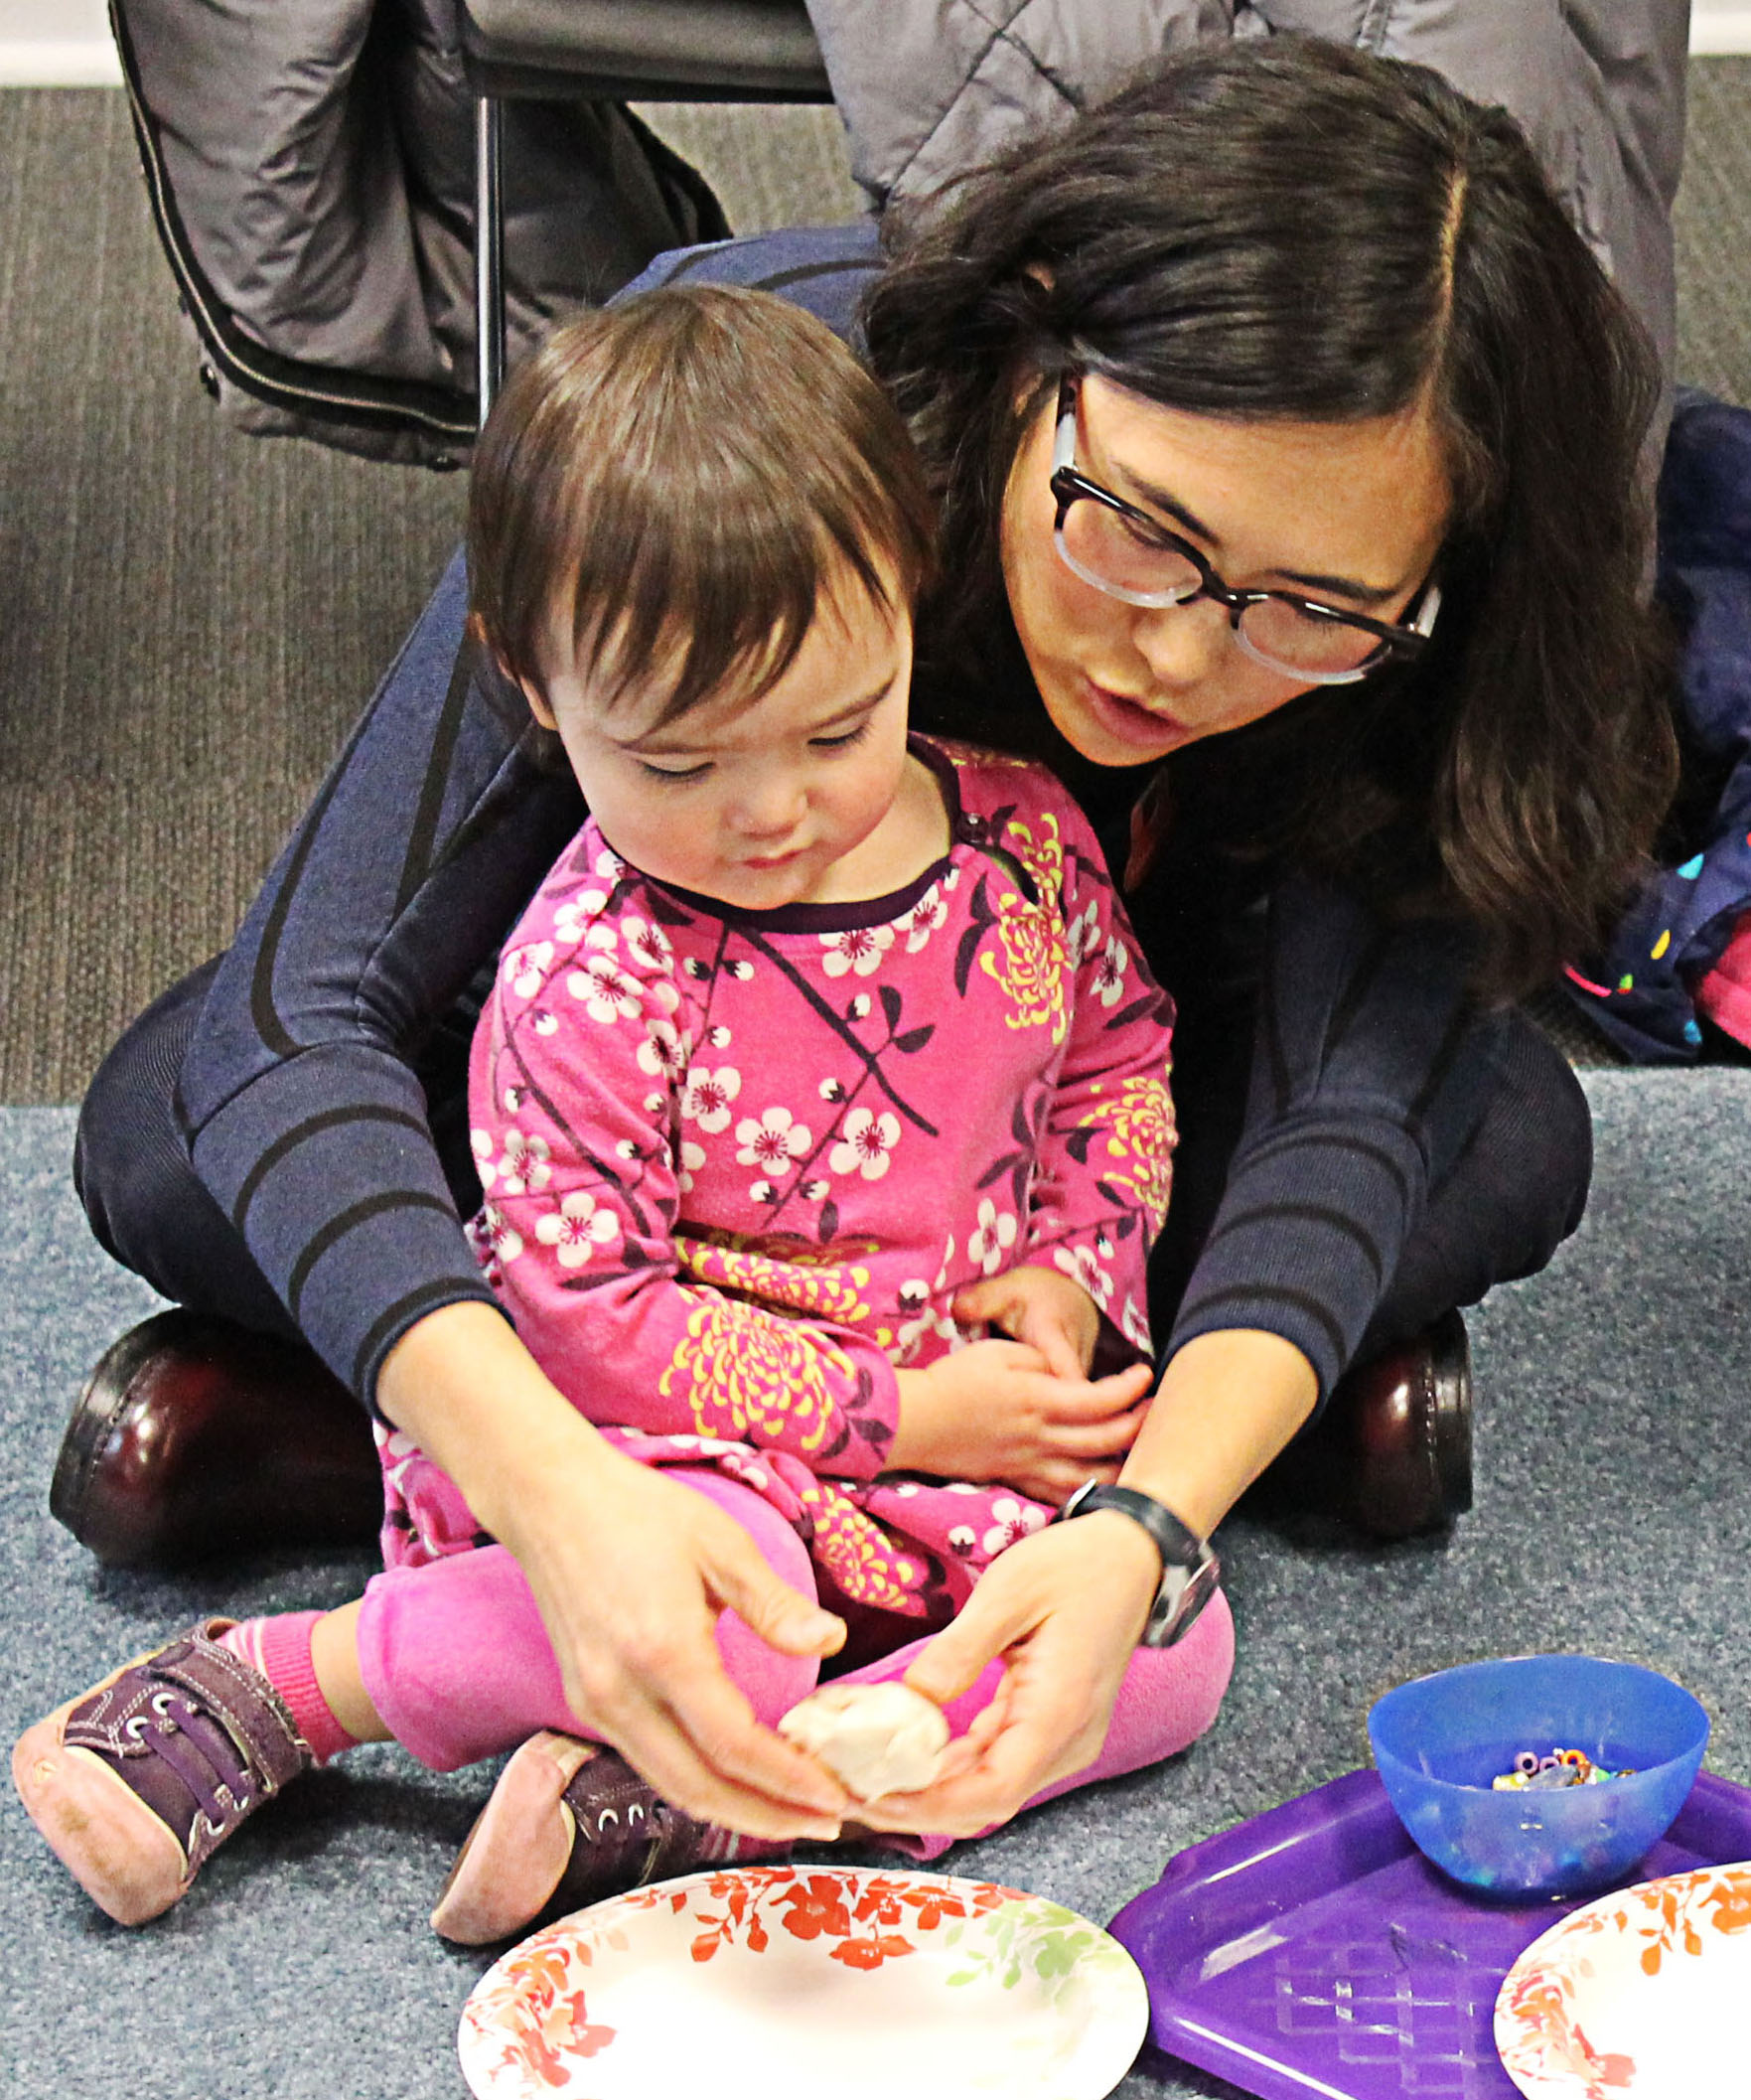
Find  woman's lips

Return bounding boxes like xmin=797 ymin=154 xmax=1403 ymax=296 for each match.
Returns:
xmin=1081 ymin=678 xmax=1188 ymax=751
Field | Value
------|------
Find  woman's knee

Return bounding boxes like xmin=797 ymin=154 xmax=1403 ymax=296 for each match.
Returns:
xmin=1449 ymin=1014 xmax=1593 ymax=1262
xmin=73 ymin=959 xmax=218 ymax=1267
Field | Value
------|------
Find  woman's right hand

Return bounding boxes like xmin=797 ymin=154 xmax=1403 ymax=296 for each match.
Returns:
xmin=891 ymin=1341 xmax=1153 ymax=1505
xmin=375 ymin=1302 xmax=850 ymax=1841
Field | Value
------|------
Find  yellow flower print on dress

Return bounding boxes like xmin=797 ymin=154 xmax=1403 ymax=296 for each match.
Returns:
xmin=1074 ymin=1074 xmax=1177 ymax=1231
xmin=1000 ymin=814 xmax=1066 ymax=918
xmin=675 ymin=1236 xmax=875 ymax=1328
xmin=979 ymin=899 xmax=1069 ymax=1044
xmin=798 ymin=1480 xmax=930 ymax=1614
xmin=660 ymin=1290 xmax=853 ymax=1452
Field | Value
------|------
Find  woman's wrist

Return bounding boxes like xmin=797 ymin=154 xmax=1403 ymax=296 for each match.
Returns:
xmin=375 ymin=1298 xmax=619 ymax=1542
xmin=1117 ymin=1328 xmax=1318 ymax=1539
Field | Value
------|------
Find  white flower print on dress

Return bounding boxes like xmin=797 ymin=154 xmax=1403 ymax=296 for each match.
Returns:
xmin=820 ymin=924 xmax=894 ymax=977
xmin=637 ymin=1015 xmax=690 ymax=1083
xmin=552 ymin=892 xmax=610 ymax=944
xmin=981 ymin=1496 xmax=1048 ymax=1558
xmin=1094 ymin=933 xmax=1129 ymax=1007
xmin=471 ymin=1202 xmax=524 ymax=1267
xmin=504 ymin=942 xmax=554 ymax=998
xmin=735 ymin=1107 xmax=813 ymax=1172
xmin=676 ymin=1139 xmax=707 ymax=1193
xmin=476 ymin=1127 xmax=551 ymax=1196
xmin=567 ymin=951 xmax=643 ymax=1024
xmin=1064 ymin=900 xmax=1100 ymax=972
xmin=829 ymin=1108 xmax=900 ymax=1180
xmin=894 ymin=1237 xmax=958 ymax=1362
xmin=622 ymin=916 xmax=674 ymax=974
xmin=967 ymin=1198 xmax=1018 ymax=1276
xmin=682 ymin=1066 xmax=741 ymax=1133
xmin=1053 ymin=1242 xmax=1114 ymax=1309
xmin=1119 ymin=1295 xmax=1154 ymax=1354
xmin=896 ymin=883 xmax=948 ymax=954
xmin=534 ymin=1191 xmax=621 ymax=1270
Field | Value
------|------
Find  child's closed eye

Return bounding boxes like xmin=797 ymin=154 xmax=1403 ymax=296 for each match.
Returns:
xmin=809 ymin=719 xmax=873 ymax=752
xmin=638 ymin=760 xmax=713 ymax=784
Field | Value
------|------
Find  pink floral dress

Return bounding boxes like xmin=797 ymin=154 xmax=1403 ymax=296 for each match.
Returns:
xmin=379 ymin=739 xmax=1176 ymax=1622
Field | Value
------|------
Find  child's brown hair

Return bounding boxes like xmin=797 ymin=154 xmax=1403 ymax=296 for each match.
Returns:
xmin=469 ymin=283 xmax=937 ymax=724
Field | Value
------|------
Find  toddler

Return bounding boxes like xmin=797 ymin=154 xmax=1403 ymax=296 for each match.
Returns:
xmin=15 ymin=286 xmax=1233 ymax=1939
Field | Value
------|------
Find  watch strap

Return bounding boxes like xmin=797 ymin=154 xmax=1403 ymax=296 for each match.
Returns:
xmin=1056 ymin=1481 xmax=1205 ymax=1570
xmin=1056 ymin=1480 xmax=1220 ymax=1648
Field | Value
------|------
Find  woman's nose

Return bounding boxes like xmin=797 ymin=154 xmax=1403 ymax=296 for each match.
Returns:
xmin=1129 ymin=595 xmax=1232 ymax=690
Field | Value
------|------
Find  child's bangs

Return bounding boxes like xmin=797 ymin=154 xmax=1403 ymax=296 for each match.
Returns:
xmin=565 ymin=487 xmax=907 ymax=728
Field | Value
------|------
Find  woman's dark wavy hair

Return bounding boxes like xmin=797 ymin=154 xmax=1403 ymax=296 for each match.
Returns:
xmin=863 ymin=35 xmax=1677 ymax=996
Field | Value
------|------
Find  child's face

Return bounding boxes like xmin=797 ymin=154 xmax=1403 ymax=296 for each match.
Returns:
xmin=527 ymin=573 xmax=916 ymax=912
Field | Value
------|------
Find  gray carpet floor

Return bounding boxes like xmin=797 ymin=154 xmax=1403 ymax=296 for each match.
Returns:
xmin=6 ymin=1070 xmax=1751 ymax=2098
xmin=2 ymin=66 xmax=1750 ymax=1103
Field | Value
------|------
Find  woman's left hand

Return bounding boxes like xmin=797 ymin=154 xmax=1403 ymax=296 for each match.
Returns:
xmin=851 ymin=1509 xmax=1160 ymax=1836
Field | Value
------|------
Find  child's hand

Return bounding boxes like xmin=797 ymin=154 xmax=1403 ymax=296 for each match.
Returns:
xmin=951 ymin=1263 xmax=1102 ymax=1379
xmin=891 ymin=1341 xmax=1153 ymax=1505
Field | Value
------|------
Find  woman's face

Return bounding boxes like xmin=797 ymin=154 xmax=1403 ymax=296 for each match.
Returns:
xmin=1000 ymin=374 xmax=1452 ymax=767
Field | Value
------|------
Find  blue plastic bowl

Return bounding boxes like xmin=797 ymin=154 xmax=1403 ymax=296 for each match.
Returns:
xmin=1368 ymin=1655 xmax=1708 ymax=1898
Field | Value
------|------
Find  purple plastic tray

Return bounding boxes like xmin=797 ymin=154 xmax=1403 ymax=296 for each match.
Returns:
xmin=1108 ymin=1766 xmax=1751 ymax=2100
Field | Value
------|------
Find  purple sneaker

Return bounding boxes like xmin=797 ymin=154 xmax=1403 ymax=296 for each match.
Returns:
xmin=430 ymin=1730 xmax=790 ymax=1945
xmin=12 ymin=1618 xmax=310 ymax=1924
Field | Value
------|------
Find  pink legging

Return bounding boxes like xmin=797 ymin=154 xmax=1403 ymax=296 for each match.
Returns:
xmin=356 ymin=1467 xmax=1235 ymax=1860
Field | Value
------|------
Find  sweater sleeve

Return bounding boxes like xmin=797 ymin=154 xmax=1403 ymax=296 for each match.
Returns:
xmin=1165 ymin=872 xmax=1503 ymax=1404
xmin=175 ymin=551 xmax=586 ymax=1408
xmin=1017 ymin=807 xmax=1176 ymax=1360
xmin=470 ymin=875 xmax=902 ymax=1479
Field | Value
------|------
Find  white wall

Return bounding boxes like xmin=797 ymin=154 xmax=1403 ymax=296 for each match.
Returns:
xmin=0 ymin=1 xmax=1746 ymax=82
xmin=0 ymin=0 xmax=120 ymax=84
xmin=1694 ymin=0 xmax=1751 ymax=51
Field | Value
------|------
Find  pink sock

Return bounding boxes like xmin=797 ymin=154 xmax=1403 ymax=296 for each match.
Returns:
xmin=219 ymin=1612 xmax=359 ymax=1765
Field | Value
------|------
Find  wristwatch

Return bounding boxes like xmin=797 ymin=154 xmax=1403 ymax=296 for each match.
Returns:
xmin=1056 ymin=1481 xmax=1221 ymax=1648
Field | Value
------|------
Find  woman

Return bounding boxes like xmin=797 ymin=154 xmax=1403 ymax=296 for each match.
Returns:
xmin=63 ymin=40 xmax=1673 ymax=1846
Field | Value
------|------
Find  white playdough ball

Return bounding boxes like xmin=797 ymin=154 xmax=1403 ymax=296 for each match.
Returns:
xmin=777 ymin=1681 xmax=950 ymax=1801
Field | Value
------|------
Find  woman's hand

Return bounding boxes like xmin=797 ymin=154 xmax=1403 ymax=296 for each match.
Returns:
xmin=376 ymin=1302 xmax=850 ymax=1841
xmin=890 ymin=1341 xmax=1152 ymax=1505
xmin=862 ymin=1327 xmax=1321 ymax=1835
xmin=853 ymin=1511 xmax=1162 ymax=1836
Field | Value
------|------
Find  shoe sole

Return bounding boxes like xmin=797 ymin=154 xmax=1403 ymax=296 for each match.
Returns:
xmin=430 ymin=1731 xmax=595 ymax=1946
xmin=12 ymin=1654 xmax=196 ymax=1927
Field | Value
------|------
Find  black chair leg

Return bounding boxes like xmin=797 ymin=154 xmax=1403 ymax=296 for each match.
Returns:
xmin=475 ymin=92 xmax=506 ymax=425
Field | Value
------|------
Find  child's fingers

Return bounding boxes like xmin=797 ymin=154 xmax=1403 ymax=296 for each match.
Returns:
xmin=1023 ymin=1318 xmax=1087 ymax=1383
xmin=1037 ymin=1364 xmax=1153 ymax=1423
xmin=1037 ymin=1403 xmax=1152 ymax=1460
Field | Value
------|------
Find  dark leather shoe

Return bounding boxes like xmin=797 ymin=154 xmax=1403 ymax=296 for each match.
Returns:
xmin=49 ymin=1310 xmax=383 ymax=1568
xmin=1248 ymin=1308 xmax=1473 ymax=1540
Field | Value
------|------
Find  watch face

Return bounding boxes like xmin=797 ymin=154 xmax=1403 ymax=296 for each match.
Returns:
xmin=1143 ymin=1550 xmax=1221 ymax=1649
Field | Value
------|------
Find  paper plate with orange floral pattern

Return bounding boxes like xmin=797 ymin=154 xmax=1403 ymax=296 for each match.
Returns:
xmin=458 ymin=1864 xmax=1148 ymax=2100
xmin=1495 ymin=1860 xmax=1751 ymax=2098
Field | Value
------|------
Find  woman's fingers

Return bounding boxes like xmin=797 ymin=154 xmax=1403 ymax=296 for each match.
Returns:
xmin=594 ymin=1666 xmax=847 ymax=1840
xmin=700 ymin=1521 xmax=847 ymax=1663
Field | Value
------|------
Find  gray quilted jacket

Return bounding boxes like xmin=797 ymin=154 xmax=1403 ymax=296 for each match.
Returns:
xmin=111 ymin=0 xmax=1690 ymax=465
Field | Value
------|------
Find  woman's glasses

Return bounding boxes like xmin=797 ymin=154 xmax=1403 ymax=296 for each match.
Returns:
xmin=1049 ymin=375 xmax=1440 ymax=684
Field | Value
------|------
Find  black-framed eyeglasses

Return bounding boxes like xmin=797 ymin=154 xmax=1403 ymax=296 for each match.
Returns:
xmin=1049 ymin=375 xmax=1440 ymax=685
